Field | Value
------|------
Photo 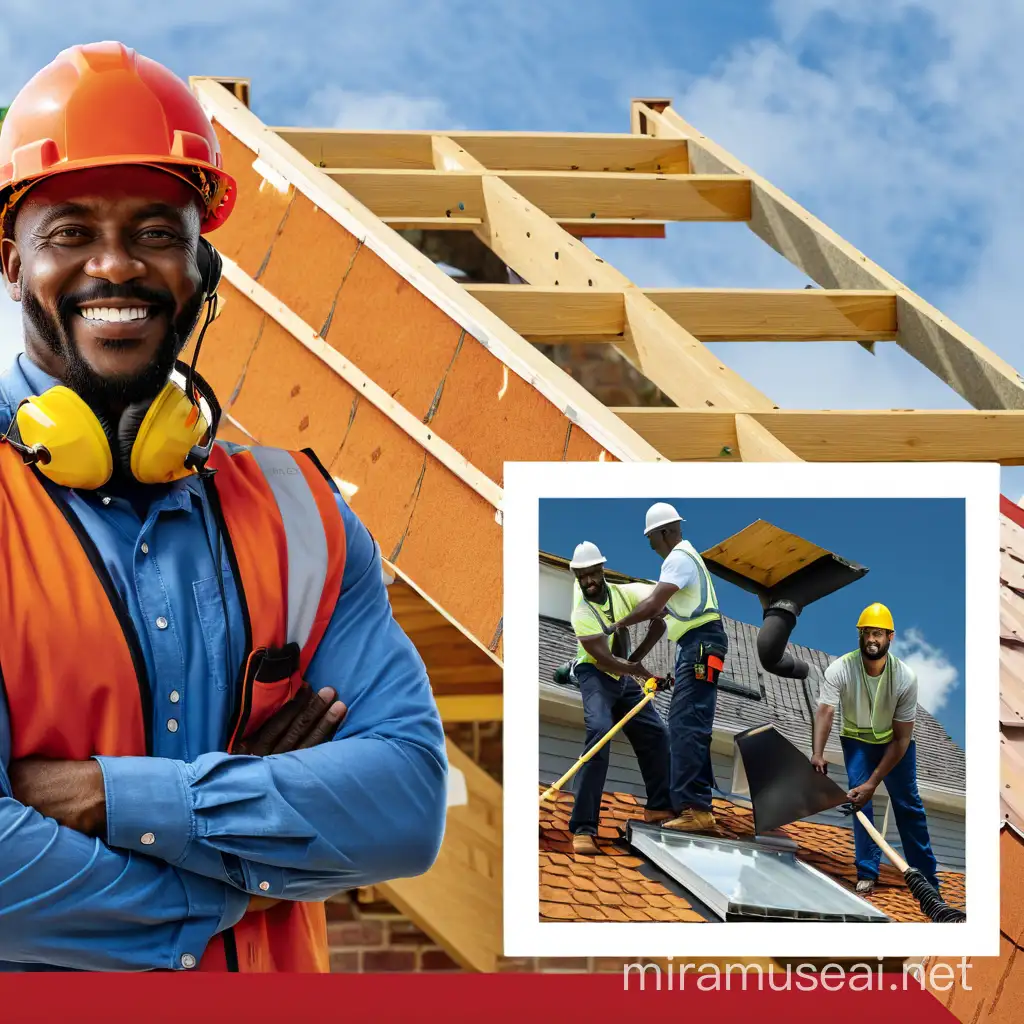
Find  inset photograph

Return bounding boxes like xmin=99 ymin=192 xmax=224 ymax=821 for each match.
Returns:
xmin=503 ymin=462 xmax=999 ymax=959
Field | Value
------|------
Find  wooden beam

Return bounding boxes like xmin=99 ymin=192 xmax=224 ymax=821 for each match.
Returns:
xmin=463 ymin=285 xmax=897 ymax=341
xmin=434 ymin=695 xmax=503 ymax=721
xmin=614 ymin=407 xmax=1024 ymax=462
xmin=633 ymin=100 xmax=1024 ymax=410
xmin=193 ymin=80 xmax=668 ymax=467
xmin=623 ymin=290 xmax=778 ymax=410
xmin=273 ymin=126 xmax=689 ymax=172
xmin=325 ymin=169 xmax=751 ymax=221
xmin=218 ymin=254 xmax=505 ymax=510
xmin=383 ymin=217 xmax=666 ymax=238
xmin=462 ymin=285 xmax=624 ymax=339
xmin=734 ymin=413 xmax=805 ymax=461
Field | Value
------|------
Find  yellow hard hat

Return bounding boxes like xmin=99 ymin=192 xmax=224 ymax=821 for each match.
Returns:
xmin=857 ymin=602 xmax=894 ymax=632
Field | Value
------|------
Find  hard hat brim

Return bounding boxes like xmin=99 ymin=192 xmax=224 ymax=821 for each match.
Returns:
xmin=643 ymin=517 xmax=682 ymax=536
xmin=570 ymin=558 xmax=607 ymax=570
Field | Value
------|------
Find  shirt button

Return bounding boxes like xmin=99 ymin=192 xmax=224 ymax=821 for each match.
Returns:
xmin=169 ymin=690 xmax=180 ymax=704
xmin=259 ymin=881 xmax=270 ymax=891
xmin=141 ymin=542 xmax=150 ymax=555
xmin=155 ymin=616 xmax=168 ymax=630
xmin=167 ymin=719 xmax=179 ymax=733
xmin=141 ymin=832 xmax=156 ymax=846
xmin=180 ymin=953 xmax=197 ymax=970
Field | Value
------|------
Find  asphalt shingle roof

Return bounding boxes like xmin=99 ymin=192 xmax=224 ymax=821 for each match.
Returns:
xmin=540 ymin=610 xmax=965 ymax=796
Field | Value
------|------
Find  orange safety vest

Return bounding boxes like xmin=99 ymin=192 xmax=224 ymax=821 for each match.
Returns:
xmin=0 ymin=441 xmax=347 ymax=972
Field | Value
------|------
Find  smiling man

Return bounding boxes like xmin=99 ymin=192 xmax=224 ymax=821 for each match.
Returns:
xmin=0 ymin=42 xmax=446 ymax=972
xmin=564 ymin=541 xmax=672 ymax=856
xmin=811 ymin=603 xmax=939 ymax=895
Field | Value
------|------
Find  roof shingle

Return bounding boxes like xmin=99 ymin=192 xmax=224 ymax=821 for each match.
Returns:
xmin=539 ymin=786 xmax=965 ymax=925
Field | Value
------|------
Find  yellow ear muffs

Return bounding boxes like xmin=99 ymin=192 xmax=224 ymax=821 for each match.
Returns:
xmin=14 ymin=387 xmax=115 ymax=490
xmin=122 ymin=379 xmax=210 ymax=485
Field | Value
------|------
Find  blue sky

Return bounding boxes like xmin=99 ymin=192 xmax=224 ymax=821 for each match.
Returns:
xmin=0 ymin=1 xmax=1021 ymax=503
xmin=540 ymin=496 xmax=966 ymax=746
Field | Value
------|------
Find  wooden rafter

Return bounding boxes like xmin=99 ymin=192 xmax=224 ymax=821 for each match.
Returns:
xmin=430 ymin=132 xmax=793 ymax=432
xmin=615 ymin=407 xmax=1024 ymax=462
xmin=631 ymin=98 xmax=1024 ymax=411
xmin=323 ymin=168 xmax=751 ymax=222
xmin=463 ymin=285 xmax=898 ymax=342
xmin=274 ymin=127 xmax=689 ymax=172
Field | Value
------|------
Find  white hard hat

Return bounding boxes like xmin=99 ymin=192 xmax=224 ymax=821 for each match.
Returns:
xmin=644 ymin=501 xmax=684 ymax=536
xmin=570 ymin=541 xmax=607 ymax=570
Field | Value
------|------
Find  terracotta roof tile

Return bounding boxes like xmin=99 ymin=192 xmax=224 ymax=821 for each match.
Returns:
xmin=538 ymin=781 xmax=966 ymax=926
xmin=540 ymin=902 xmax=575 ymax=920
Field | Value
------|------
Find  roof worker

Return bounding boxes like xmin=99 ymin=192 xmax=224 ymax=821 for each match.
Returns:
xmin=608 ymin=502 xmax=727 ymax=834
xmin=565 ymin=541 xmax=673 ymax=856
xmin=0 ymin=42 xmax=446 ymax=973
xmin=811 ymin=603 xmax=939 ymax=896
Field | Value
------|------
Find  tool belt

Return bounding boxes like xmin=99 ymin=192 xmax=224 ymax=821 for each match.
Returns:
xmin=694 ymin=639 xmax=727 ymax=684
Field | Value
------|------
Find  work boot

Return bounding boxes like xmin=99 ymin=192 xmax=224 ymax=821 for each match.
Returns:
xmin=643 ymin=808 xmax=674 ymax=825
xmin=572 ymin=833 xmax=600 ymax=856
xmin=855 ymin=879 xmax=876 ymax=895
xmin=662 ymin=809 xmax=716 ymax=834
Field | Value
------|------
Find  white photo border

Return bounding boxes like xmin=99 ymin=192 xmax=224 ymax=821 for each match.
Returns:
xmin=502 ymin=460 xmax=1000 ymax=959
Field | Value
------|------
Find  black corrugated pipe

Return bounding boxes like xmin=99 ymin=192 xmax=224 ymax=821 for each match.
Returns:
xmin=757 ymin=601 xmax=810 ymax=680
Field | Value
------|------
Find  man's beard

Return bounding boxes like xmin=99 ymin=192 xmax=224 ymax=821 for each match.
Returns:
xmin=859 ymin=634 xmax=890 ymax=660
xmin=22 ymin=282 xmax=202 ymax=410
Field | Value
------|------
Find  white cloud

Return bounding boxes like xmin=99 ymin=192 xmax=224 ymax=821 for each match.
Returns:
xmin=891 ymin=627 xmax=959 ymax=717
xmin=300 ymin=86 xmax=457 ymax=132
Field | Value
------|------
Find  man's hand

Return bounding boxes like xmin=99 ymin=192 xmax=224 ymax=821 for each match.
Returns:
xmin=626 ymin=662 xmax=653 ymax=680
xmin=234 ymin=685 xmax=347 ymax=756
xmin=847 ymin=781 xmax=877 ymax=808
xmin=810 ymin=753 xmax=828 ymax=775
xmin=9 ymin=758 xmax=107 ymax=838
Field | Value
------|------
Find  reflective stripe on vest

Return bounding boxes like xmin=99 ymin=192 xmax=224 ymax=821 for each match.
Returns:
xmin=837 ymin=651 xmax=897 ymax=745
xmin=572 ymin=583 xmax=630 ymax=678
xmin=661 ymin=541 xmax=720 ymax=642
xmin=0 ymin=440 xmax=345 ymax=972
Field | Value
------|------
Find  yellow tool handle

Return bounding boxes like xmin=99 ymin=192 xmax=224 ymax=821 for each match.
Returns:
xmin=856 ymin=809 xmax=909 ymax=874
xmin=540 ymin=681 xmax=658 ymax=803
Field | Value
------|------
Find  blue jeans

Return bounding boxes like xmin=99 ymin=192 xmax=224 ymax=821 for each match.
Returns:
xmin=568 ymin=663 xmax=672 ymax=835
xmin=669 ymin=621 xmax=727 ymax=813
xmin=841 ymin=737 xmax=939 ymax=889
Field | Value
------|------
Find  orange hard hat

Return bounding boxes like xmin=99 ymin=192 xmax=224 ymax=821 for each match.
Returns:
xmin=0 ymin=41 xmax=236 ymax=236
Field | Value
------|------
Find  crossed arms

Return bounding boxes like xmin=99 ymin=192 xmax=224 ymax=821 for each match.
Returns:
xmin=0 ymin=505 xmax=448 ymax=972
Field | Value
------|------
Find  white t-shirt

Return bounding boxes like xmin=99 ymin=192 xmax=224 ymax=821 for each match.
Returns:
xmin=819 ymin=653 xmax=919 ymax=723
xmin=658 ymin=548 xmax=699 ymax=591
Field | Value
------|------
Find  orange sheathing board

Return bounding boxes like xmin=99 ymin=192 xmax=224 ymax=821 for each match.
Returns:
xmin=208 ymin=128 xmax=292 ymax=278
xmin=564 ymin=422 xmax=615 ymax=463
xmin=322 ymin=244 xmax=466 ymax=421
xmin=218 ymin=298 xmax=501 ymax=647
xmin=426 ymin=336 xmax=570 ymax=483
xmin=256 ymin=192 xmax=362 ymax=336
xmin=216 ymin=421 xmax=256 ymax=447
xmin=212 ymin=124 xmax=609 ymax=476
xmin=930 ymin=936 xmax=1023 ymax=1022
xmin=389 ymin=457 xmax=503 ymax=654
xmin=330 ymin=411 xmax=501 ymax=648
xmin=226 ymin=317 xmax=360 ymax=458
xmin=181 ymin=279 xmax=265 ymax=400
xmin=1000 ymin=828 xmax=1024 ymax=946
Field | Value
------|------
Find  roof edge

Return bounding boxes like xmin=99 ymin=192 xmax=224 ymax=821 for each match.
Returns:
xmin=1002 ymin=494 xmax=1024 ymax=529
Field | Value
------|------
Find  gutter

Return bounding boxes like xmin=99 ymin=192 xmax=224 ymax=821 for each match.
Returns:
xmin=539 ymin=682 xmax=966 ymax=814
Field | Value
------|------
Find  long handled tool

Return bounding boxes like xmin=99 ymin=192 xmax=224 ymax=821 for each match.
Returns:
xmin=540 ymin=678 xmax=659 ymax=803
xmin=840 ymin=803 xmax=965 ymax=923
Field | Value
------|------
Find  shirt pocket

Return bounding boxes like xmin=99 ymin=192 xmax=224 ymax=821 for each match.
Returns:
xmin=193 ymin=571 xmax=236 ymax=692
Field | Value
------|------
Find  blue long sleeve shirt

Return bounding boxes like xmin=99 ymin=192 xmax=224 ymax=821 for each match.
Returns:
xmin=0 ymin=354 xmax=448 ymax=972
